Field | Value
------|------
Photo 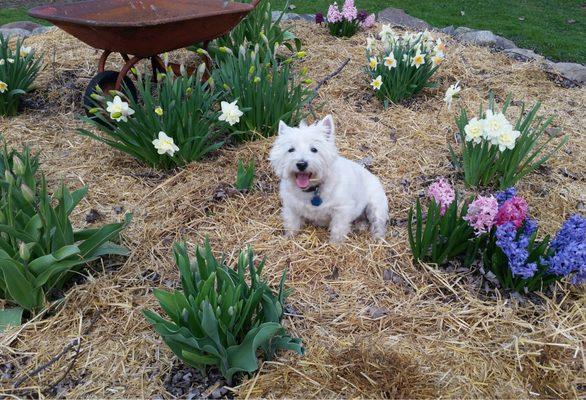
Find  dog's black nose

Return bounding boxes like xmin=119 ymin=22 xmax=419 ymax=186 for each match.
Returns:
xmin=296 ymin=161 xmax=308 ymax=171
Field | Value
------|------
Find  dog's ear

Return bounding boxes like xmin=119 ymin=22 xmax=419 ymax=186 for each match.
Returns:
xmin=321 ymin=115 xmax=335 ymax=139
xmin=278 ymin=120 xmax=289 ymax=136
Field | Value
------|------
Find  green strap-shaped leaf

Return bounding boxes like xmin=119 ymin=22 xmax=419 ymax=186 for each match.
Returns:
xmin=28 ymin=245 xmax=81 ymax=274
xmin=224 ymin=322 xmax=283 ymax=382
xmin=0 ymin=258 xmax=42 ymax=311
xmin=0 ymin=307 xmax=23 ymax=331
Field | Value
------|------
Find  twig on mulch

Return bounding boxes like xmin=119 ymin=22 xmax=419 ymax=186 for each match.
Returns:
xmin=308 ymin=57 xmax=351 ymax=117
xmin=12 ymin=312 xmax=101 ymax=390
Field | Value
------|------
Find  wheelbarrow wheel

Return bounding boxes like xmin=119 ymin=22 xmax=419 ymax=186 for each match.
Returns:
xmin=83 ymin=70 xmax=138 ymax=119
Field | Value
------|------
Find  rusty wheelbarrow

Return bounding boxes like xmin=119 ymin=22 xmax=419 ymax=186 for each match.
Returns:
xmin=29 ymin=0 xmax=261 ymax=107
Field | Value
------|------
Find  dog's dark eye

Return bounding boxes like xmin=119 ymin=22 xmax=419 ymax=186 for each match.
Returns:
xmin=288 ymin=147 xmax=295 ymax=153
xmin=311 ymin=147 xmax=318 ymax=153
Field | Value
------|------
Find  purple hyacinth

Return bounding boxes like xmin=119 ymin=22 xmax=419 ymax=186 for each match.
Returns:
xmin=496 ymin=187 xmax=517 ymax=206
xmin=357 ymin=10 xmax=368 ymax=22
xmin=315 ymin=12 xmax=324 ymax=24
xmin=495 ymin=222 xmax=538 ymax=279
xmin=545 ymin=214 xmax=586 ymax=284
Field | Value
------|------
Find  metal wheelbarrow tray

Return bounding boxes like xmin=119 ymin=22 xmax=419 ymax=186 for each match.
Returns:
xmin=29 ymin=0 xmax=259 ymax=101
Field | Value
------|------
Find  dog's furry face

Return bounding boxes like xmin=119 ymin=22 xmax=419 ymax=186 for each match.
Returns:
xmin=270 ymin=115 xmax=339 ymax=190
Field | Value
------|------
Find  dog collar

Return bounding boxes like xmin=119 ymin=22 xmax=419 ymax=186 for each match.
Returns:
xmin=303 ymin=185 xmax=322 ymax=206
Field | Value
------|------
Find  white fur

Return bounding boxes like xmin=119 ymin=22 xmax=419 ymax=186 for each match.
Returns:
xmin=270 ymin=115 xmax=389 ymax=242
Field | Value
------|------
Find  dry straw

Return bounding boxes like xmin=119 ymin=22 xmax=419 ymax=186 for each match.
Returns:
xmin=0 ymin=21 xmax=584 ymax=398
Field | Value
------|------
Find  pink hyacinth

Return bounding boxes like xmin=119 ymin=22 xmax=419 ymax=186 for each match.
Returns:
xmin=327 ymin=3 xmax=342 ymax=23
xmin=361 ymin=13 xmax=376 ymax=28
xmin=341 ymin=0 xmax=358 ymax=21
xmin=427 ymin=178 xmax=455 ymax=215
xmin=495 ymin=196 xmax=528 ymax=229
xmin=464 ymin=195 xmax=499 ymax=235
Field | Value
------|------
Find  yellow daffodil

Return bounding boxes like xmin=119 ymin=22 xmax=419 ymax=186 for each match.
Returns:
xmin=296 ymin=51 xmax=306 ymax=59
xmin=253 ymin=76 xmax=261 ymax=84
xmin=369 ymin=57 xmax=379 ymax=70
xmin=370 ymin=75 xmax=383 ymax=90
xmin=20 ymin=46 xmax=32 ymax=57
xmin=155 ymin=107 xmax=163 ymax=116
xmin=0 ymin=81 xmax=7 ymax=93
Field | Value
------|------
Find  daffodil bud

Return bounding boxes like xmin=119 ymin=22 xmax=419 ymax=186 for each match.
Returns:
xmin=12 ymin=156 xmax=25 ymax=176
xmin=300 ymin=66 xmax=309 ymax=76
xmin=206 ymin=77 xmax=215 ymax=91
xmin=166 ymin=65 xmax=173 ymax=73
xmin=274 ymin=41 xmax=280 ymax=49
xmin=185 ymin=87 xmax=193 ymax=95
xmin=260 ymin=31 xmax=269 ymax=46
xmin=228 ymin=306 xmax=235 ymax=316
xmin=222 ymin=83 xmax=230 ymax=91
xmin=303 ymin=79 xmax=313 ymax=85
xmin=180 ymin=64 xmax=187 ymax=76
xmin=94 ymin=84 xmax=103 ymax=94
xmin=89 ymin=107 xmax=100 ymax=115
xmin=248 ymin=65 xmax=255 ymax=75
xmin=130 ymin=67 xmax=138 ymax=75
xmin=219 ymin=46 xmax=233 ymax=55
xmin=4 ymin=170 xmax=14 ymax=185
xmin=21 ymin=184 xmax=34 ymax=203
xmin=196 ymin=48 xmax=209 ymax=57
xmin=163 ymin=52 xmax=169 ymax=67
xmin=216 ymin=306 xmax=221 ymax=315
xmin=157 ymin=72 xmax=167 ymax=81
xmin=196 ymin=63 xmax=206 ymax=81
xmin=239 ymin=45 xmax=246 ymax=57
xmin=284 ymin=58 xmax=293 ymax=65
xmin=296 ymin=51 xmax=307 ymax=59
xmin=90 ymin=93 xmax=104 ymax=101
xmin=19 ymin=242 xmax=30 ymax=261
xmin=154 ymin=107 xmax=163 ymax=116
xmin=253 ymin=76 xmax=261 ymax=84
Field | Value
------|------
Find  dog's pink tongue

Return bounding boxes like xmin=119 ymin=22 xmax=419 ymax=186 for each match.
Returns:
xmin=295 ymin=173 xmax=311 ymax=189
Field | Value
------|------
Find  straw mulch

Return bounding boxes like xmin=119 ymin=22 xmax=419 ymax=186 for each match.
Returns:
xmin=0 ymin=21 xmax=585 ymax=399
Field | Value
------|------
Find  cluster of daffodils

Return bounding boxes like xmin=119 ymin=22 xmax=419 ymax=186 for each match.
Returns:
xmin=0 ymin=35 xmax=41 ymax=117
xmin=366 ymin=25 xmax=446 ymax=103
xmin=315 ymin=0 xmax=375 ymax=38
xmin=464 ymin=110 xmax=521 ymax=152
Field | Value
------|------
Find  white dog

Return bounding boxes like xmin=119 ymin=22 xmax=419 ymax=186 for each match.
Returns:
xmin=269 ymin=115 xmax=388 ymax=242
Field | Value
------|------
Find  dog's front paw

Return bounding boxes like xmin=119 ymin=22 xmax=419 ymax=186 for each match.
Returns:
xmin=329 ymin=233 xmax=347 ymax=243
xmin=284 ymin=229 xmax=298 ymax=239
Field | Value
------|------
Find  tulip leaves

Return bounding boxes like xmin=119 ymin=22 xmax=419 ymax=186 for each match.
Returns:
xmin=144 ymin=240 xmax=303 ymax=384
xmin=0 ymin=144 xmax=131 ymax=327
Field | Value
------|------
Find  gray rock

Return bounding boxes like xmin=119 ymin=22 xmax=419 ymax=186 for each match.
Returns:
xmin=551 ymin=62 xmax=586 ymax=84
xmin=377 ymin=7 xmax=431 ymax=30
xmin=0 ymin=27 xmax=31 ymax=39
xmin=1 ymin=21 xmax=41 ymax=32
xmin=299 ymin=13 xmax=315 ymax=22
xmin=459 ymin=30 xmax=516 ymax=49
xmin=32 ymin=26 xmax=54 ymax=35
xmin=503 ymin=48 xmax=544 ymax=63
xmin=453 ymin=26 xmax=474 ymax=36
xmin=441 ymin=25 xmax=457 ymax=36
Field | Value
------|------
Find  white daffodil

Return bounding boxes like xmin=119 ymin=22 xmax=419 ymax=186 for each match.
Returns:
xmin=219 ymin=100 xmax=243 ymax=126
xmin=482 ymin=109 xmax=511 ymax=143
xmin=411 ymin=50 xmax=425 ymax=69
xmin=431 ymin=55 xmax=444 ymax=67
xmin=152 ymin=131 xmax=180 ymax=157
xmin=368 ymin=56 xmax=379 ymax=70
xmin=434 ymin=38 xmax=447 ymax=56
xmin=370 ymin=75 xmax=383 ymax=90
xmin=496 ymin=127 xmax=521 ymax=151
xmin=106 ymin=95 xmax=135 ymax=122
xmin=402 ymin=53 xmax=409 ymax=63
xmin=379 ymin=24 xmax=395 ymax=39
xmin=7 ymin=58 xmax=14 ymax=64
xmin=383 ymin=53 xmax=397 ymax=69
xmin=366 ymin=36 xmax=375 ymax=52
xmin=464 ymin=117 xmax=484 ymax=144
xmin=0 ymin=81 xmax=7 ymax=93
xmin=20 ymin=46 xmax=32 ymax=57
xmin=443 ymin=81 xmax=461 ymax=110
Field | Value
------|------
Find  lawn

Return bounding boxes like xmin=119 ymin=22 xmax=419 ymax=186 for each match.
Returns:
xmin=0 ymin=7 xmax=49 ymax=27
xmin=275 ymin=0 xmax=586 ymax=63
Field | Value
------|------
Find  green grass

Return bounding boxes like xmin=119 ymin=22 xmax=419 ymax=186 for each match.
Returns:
xmin=0 ymin=7 xmax=51 ymax=28
xmin=274 ymin=0 xmax=585 ymax=63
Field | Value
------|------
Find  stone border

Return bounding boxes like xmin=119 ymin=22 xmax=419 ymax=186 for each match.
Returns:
xmin=2 ymin=8 xmax=584 ymax=85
